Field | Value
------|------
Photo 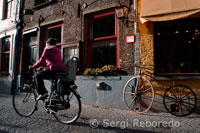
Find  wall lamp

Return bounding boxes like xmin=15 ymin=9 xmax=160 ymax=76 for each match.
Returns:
xmin=115 ymin=6 xmax=129 ymax=19
xmin=115 ymin=6 xmax=129 ymax=27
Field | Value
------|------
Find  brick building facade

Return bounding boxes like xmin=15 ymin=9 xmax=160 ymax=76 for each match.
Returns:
xmin=20 ymin=0 xmax=138 ymax=79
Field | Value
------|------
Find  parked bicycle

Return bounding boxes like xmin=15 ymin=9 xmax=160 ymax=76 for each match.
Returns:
xmin=12 ymin=67 xmax=81 ymax=124
xmin=123 ymin=64 xmax=197 ymax=117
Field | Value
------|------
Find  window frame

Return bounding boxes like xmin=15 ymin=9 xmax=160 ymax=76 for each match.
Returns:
xmin=85 ymin=10 xmax=119 ymax=68
xmin=1 ymin=36 xmax=11 ymax=72
xmin=62 ymin=42 xmax=79 ymax=64
xmin=45 ymin=23 xmax=63 ymax=46
xmin=4 ymin=0 xmax=14 ymax=19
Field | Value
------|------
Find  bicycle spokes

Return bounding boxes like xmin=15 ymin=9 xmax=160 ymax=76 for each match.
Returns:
xmin=123 ymin=76 xmax=154 ymax=114
xmin=163 ymin=85 xmax=197 ymax=117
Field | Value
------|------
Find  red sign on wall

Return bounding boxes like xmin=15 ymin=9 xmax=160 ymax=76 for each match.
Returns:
xmin=126 ymin=35 xmax=135 ymax=44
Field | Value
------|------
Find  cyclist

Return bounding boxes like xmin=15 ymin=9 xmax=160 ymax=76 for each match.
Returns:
xmin=29 ymin=38 xmax=65 ymax=100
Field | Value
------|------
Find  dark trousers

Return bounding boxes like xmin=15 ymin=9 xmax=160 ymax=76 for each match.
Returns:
xmin=34 ymin=70 xmax=64 ymax=95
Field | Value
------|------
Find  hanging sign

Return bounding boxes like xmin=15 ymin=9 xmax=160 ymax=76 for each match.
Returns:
xmin=126 ymin=35 xmax=135 ymax=44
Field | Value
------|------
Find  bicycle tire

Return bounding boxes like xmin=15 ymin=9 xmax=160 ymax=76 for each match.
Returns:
xmin=53 ymin=88 xmax=81 ymax=124
xmin=12 ymin=84 xmax=37 ymax=117
xmin=123 ymin=75 xmax=154 ymax=114
xmin=163 ymin=85 xmax=197 ymax=117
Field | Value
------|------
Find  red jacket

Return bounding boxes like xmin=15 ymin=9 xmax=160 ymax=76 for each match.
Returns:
xmin=31 ymin=46 xmax=66 ymax=71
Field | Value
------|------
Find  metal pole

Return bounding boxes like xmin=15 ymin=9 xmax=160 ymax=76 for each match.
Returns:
xmin=11 ymin=0 xmax=24 ymax=94
xmin=134 ymin=0 xmax=138 ymax=33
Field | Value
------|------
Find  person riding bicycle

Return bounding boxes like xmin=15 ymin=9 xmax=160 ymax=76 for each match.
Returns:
xmin=29 ymin=38 xmax=66 ymax=100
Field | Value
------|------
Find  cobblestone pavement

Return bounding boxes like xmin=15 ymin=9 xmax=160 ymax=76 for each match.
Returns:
xmin=0 ymin=94 xmax=200 ymax=133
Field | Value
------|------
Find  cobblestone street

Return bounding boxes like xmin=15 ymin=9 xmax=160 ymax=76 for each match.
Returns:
xmin=0 ymin=94 xmax=200 ymax=133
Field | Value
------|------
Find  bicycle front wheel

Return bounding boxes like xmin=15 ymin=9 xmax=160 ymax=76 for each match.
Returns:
xmin=53 ymin=88 xmax=81 ymax=124
xmin=12 ymin=84 xmax=37 ymax=117
xmin=163 ymin=85 xmax=197 ymax=117
xmin=123 ymin=76 xmax=154 ymax=114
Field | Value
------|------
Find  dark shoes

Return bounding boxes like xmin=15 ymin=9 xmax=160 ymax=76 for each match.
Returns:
xmin=37 ymin=93 xmax=48 ymax=100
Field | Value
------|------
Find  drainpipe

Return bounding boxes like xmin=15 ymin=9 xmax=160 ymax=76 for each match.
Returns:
xmin=134 ymin=0 xmax=138 ymax=33
xmin=133 ymin=0 xmax=140 ymax=75
xmin=11 ymin=0 xmax=24 ymax=94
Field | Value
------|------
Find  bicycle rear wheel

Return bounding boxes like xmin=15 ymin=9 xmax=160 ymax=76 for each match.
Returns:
xmin=123 ymin=75 xmax=154 ymax=114
xmin=53 ymin=89 xmax=81 ymax=124
xmin=163 ymin=85 xmax=197 ymax=117
xmin=12 ymin=84 xmax=37 ymax=117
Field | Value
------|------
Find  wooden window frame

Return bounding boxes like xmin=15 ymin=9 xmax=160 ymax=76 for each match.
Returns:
xmin=4 ymin=0 xmax=14 ymax=19
xmin=46 ymin=23 xmax=63 ymax=46
xmin=85 ymin=10 xmax=119 ymax=68
xmin=1 ymin=36 xmax=11 ymax=71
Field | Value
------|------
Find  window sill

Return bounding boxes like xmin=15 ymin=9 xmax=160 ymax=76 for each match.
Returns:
xmin=92 ymin=35 xmax=117 ymax=41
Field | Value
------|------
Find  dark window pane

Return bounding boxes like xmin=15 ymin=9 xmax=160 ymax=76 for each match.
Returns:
xmin=92 ymin=15 xmax=115 ymax=38
xmin=4 ymin=54 xmax=9 ymax=71
xmin=4 ymin=38 xmax=10 ymax=52
xmin=92 ymin=39 xmax=116 ymax=68
xmin=1 ymin=37 xmax=10 ymax=71
xmin=154 ymin=18 xmax=200 ymax=74
xmin=46 ymin=27 xmax=61 ymax=43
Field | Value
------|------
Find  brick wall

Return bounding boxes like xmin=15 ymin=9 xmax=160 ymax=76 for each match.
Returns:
xmin=23 ymin=0 xmax=137 ymax=74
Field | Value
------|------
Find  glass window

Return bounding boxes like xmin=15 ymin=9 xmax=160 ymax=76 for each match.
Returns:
xmin=87 ymin=12 xmax=117 ymax=68
xmin=4 ymin=0 xmax=14 ymax=19
xmin=46 ymin=25 xmax=62 ymax=45
xmin=92 ymin=15 xmax=115 ymax=38
xmin=154 ymin=18 xmax=200 ymax=75
xmin=63 ymin=46 xmax=78 ymax=64
xmin=1 ymin=37 xmax=10 ymax=71
xmin=92 ymin=39 xmax=116 ymax=68
xmin=46 ymin=26 xmax=62 ymax=44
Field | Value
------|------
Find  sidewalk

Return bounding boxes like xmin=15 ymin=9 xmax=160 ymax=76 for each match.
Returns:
xmin=0 ymin=94 xmax=200 ymax=133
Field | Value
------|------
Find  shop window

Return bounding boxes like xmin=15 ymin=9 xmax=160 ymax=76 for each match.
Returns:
xmin=46 ymin=24 xmax=62 ymax=46
xmin=154 ymin=18 xmax=200 ymax=75
xmin=4 ymin=0 xmax=14 ymax=19
xmin=1 ymin=37 xmax=10 ymax=72
xmin=85 ymin=11 xmax=118 ymax=68
xmin=63 ymin=46 xmax=78 ymax=64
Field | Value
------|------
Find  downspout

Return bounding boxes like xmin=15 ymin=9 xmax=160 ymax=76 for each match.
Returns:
xmin=133 ymin=0 xmax=140 ymax=75
xmin=11 ymin=0 xmax=24 ymax=94
xmin=134 ymin=0 xmax=138 ymax=33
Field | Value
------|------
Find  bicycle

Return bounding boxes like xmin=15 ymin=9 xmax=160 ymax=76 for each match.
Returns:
xmin=123 ymin=64 xmax=197 ymax=117
xmin=12 ymin=69 xmax=82 ymax=124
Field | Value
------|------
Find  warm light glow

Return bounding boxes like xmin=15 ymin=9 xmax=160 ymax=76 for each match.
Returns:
xmin=175 ymin=31 xmax=179 ymax=34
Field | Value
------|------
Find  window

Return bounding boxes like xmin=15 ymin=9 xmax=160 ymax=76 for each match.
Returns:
xmin=85 ymin=11 xmax=118 ymax=68
xmin=46 ymin=24 xmax=63 ymax=45
xmin=63 ymin=46 xmax=78 ymax=64
xmin=1 ymin=37 xmax=10 ymax=72
xmin=154 ymin=18 xmax=200 ymax=75
xmin=4 ymin=0 xmax=14 ymax=19
xmin=92 ymin=14 xmax=115 ymax=38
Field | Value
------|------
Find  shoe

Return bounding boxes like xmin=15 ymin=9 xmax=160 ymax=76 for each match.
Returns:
xmin=37 ymin=93 xmax=48 ymax=100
